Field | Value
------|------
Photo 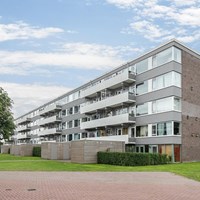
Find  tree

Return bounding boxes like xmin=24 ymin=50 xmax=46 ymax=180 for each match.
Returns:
xmin=0 ymin=87 xmax=15 ymax=140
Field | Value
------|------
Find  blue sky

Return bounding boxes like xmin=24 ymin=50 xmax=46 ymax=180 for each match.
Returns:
xmin=1 ymin=0 xmax=200 ymax=117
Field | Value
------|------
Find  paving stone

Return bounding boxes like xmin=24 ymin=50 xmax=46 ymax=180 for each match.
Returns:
xmin=0 ymin=172 xmax=199 ymax=200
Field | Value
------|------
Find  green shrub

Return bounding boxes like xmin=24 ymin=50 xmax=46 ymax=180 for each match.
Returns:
xmin=97 ymin=152 xmax=170 ymax=166
xmin=32 ymin=146 xmax=41 ymax=157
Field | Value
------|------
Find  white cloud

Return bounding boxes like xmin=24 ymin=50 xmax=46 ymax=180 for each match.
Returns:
xmin=130 ymin=20 xmax=170 ymax=41
xmin=169 ymin=7 xmax=200 ymax=26
xmin=142 ymin=4 xmax=175 ymax=19
xmin=177 ymin=31 xmax=200 ymax=43
xmin=0 ymin=21 xmax=64 ymax=42
xmin=105 ymin=0 xmax=200 ymax=43
xmin=170 ymin=0 xmax=199 ymax=7
xmin=0 ymin=42 xmax=142 ymax=75
xmin=106 ymin=0 xmax=144 ymax=8
xmin=0 ymin=82 xmax=71 ymax=118
xmin=62 ymin=42 xmax=119 ymax=57
xmin=62 ymin=42 xmax=142 ymax=57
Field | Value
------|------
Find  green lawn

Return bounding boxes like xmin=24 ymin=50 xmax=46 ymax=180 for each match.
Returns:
xmin=0 ymin=154 xmax=200 ymax=182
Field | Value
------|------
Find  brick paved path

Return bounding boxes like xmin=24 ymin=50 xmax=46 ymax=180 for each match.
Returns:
xmin=0 ymin=172 xmax=199 ymax=200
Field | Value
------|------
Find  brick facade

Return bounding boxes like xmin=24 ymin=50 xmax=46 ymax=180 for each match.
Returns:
xmin=182 ymin=50 xmax=200 ymax=161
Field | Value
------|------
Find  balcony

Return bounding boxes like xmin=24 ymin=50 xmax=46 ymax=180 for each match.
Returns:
xmin=39 ymin=104 xmax=62 ymax=116
xmin=17 ymin=117 xmax=31 ymax=125
xmin=38 ymin=116 xmax=61 ymax=126
xmin=80 ymin=113 xmax=135 ymax=130
xmin=86 ymin=135 xmax=129 ymax=143
xmin=38 ymin=128 xmax=62 ymax=136
xmin=81 ymin=71 xmax=135 ymax=98
xmin=16 ymin=125 xmax=31 ymax=132
xmin=17 ymin=133 xmax=31 ymax=140
xmin=81 ymin=92 xmax=135 ymax=114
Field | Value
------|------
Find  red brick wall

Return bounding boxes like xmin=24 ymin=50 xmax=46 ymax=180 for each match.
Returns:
xmin=182 ymin=50 xmax=200 ymax=161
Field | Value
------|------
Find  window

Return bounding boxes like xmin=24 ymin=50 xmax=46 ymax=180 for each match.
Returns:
xmin=68 ymin=134 xmax=73 ymax=141
xmin=62 ymin=110 xmax=66 ymax=116
xmin=174 ymin=122 xmax=180 ymax=135
xmin=140 ymin=146 xmax=144 ymax=153
xmin=136 ymin=103 xmax=148 ymax=116
xmin=157 ymin=122 xmax=172 ymax=136
xmin=68 ymin=107 xmax=73 ymax=115
xmin=173 ymin=72 xmax=181 ymax=87
xmin=73 ymin=91 xmax=80 ymax=100
xmin=68 ymin=94 xmax=73 ymax=102
xmin=74 ymin=106 xmax=80 ymax=114
xmin=129 ymin=106 xmax=135 ymax=116
xmin=152 ymin=71 xmax=181 ymax=91
xmin=74 ymin=133 xmax=80 ymax=140
xmin=136 ymin=59 xmax=148 ymax=74
xmin=136 ymin=81 xmax=148 ymax=95
xmin=89 ymin=132 xmax=95 ymax=137
xmin=152 ymin=146 xmax=158 ymax=153
xmin=106 ymin=129 xmax=111 ymax=136
xmin=67 ymin=121 xmax=73 ymax=129
xmin=129 ymin=85 xmax=135 ymax=94
xmin=74 ymin=119 xmax=80 ymax=127
xmin=174 ymin=47 xmax=181 ymax=63
xmin=62 ymin=122 xmax=66 ymax=129
xmin=136 ymin=125 xmax=148 ymax=137
xmin=152 ymin=124 xmax=157 ymax=136
xmin=153 ymin=72 xmax=172 ymax=91
xmin=129 ymin=65 xmax=136 ymax=74
xmin=131 ymin=128 xmax=135 ymax=137
xmin=155 ymin=48 xmax=172 ymax=67
xmin=152 ymin=55 xmax=157 ymax=68
xmin=174 ymin=97 xmax=181 ymax=111
xmin=82 ymin=132 xmax=87 ymax=138
xmin=117 ymin=129 xmax=122 ymax=135
xmin=152 ymin=97 xmax=172 ymax=113
xmin=164 ymin=72 xmax=172 ymax=87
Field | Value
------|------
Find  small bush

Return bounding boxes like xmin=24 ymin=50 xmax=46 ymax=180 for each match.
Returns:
xmin=32 ymin=147 xmax=41 ymax=157
xmin=97 ymin=152 xmax=170 ymax=166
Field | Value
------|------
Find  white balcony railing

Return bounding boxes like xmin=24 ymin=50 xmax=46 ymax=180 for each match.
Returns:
xmin=39 ymin=104 xmax=62 ymax=116
xmin=81 ymin=92 xmax=135 ymax=114
xmin=38 ymin=116 xmax=61 ymax=126
xmin=16 ymin=125 xmax=31 ymax=132
xmin=38 ymin=128 xmax=62 ymax=136
xmin=17 ymin=117 xmax=31 ymax=125
xmin=17 ymin=133 xmax=31 ymax=140
xmin=80 ymin=113 xmax=135 ymax=130
xmin=81 ymin=71 xmax=135 ymax=98
xmin=86 ymin=135 xmax=129 ymax=143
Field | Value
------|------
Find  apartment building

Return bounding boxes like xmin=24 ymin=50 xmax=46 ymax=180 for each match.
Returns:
xmin=14 ymin=39 xmax=200 ymax=162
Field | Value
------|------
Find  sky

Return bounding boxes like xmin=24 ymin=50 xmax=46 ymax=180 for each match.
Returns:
xmin=1 ymin=0 xmax=200 ymax=118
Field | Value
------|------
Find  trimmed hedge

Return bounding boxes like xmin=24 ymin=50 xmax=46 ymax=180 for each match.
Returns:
xmin=97 ymin=152 xmax=170 ymax=166
xmin=32 ymin=147 xmax=41 ymax=157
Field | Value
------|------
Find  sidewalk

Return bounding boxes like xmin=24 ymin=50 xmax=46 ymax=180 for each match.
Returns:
xmin=0 ymin=172 xmax=199 ymax=200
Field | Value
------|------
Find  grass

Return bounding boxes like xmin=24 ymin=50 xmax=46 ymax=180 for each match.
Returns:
xmin=0 ymin=154 xmax=200 ymax=182
xmin=0 ymin=154 xmax=41 ymax=160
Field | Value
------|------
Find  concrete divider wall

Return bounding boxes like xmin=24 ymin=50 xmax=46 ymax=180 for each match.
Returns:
xmin=20 ymin=144 xmax=41 ymax=156
xmin=71 ymin=140 xmax=125 ymax=163
xmin=0 ymin=145 xmax=11 ymax=154
xmin=62 ymin=142 xmax=71 ymax=160
xmin=3 ymin=140 xmax=124 ymax=163
xmin=10 ymin=145 xmax=20 ymax=156
xmin=10 ymin=144 xmax=41 ymax=156
xmin=41 ymin=142 xmax=71 ymax=160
